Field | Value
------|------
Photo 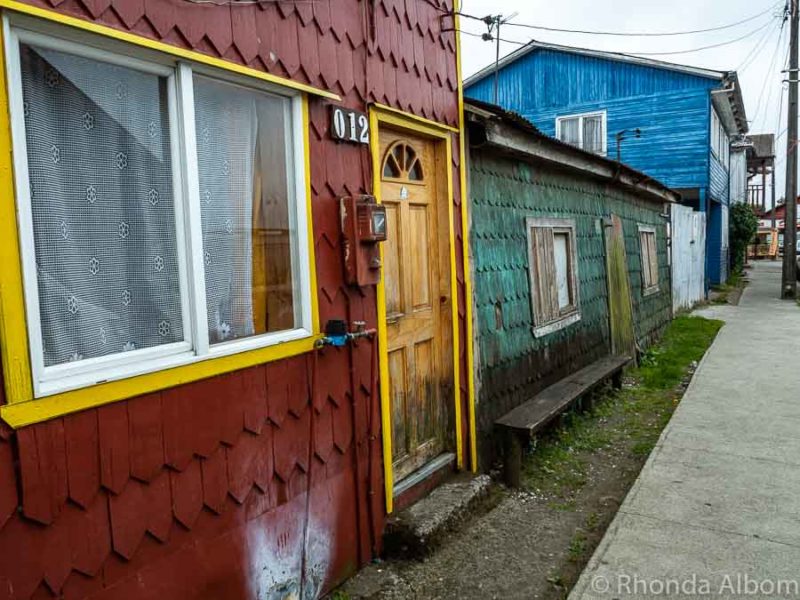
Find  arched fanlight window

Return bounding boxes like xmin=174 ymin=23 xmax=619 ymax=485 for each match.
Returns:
xmin=382 ymin=141 xmax=424 ymax=182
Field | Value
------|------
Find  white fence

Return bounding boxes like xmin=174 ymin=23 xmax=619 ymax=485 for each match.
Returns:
xmin=671 ymin=204 xmax=706 ymax=312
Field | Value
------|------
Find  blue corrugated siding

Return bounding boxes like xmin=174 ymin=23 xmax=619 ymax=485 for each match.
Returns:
xmin=465 ymin=48 xmax=719 ymax=190
xmin=709 ymin=152 xmax=730 ymax=203
xmin=707 ymin=200 xmax=728 ymax=284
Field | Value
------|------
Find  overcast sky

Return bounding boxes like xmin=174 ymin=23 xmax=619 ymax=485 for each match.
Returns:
xmin=459 ymin=0 xmax=789 ymax=203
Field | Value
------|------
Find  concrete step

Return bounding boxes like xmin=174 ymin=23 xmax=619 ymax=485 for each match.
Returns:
xmin=382 ymin=473 xmax=493 ymax=558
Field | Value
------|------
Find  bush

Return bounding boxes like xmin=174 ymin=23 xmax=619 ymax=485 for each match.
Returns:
xmin=729 ymin=203 xmax=759 ymax=275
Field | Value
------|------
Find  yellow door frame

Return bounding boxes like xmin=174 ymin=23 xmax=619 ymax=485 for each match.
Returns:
xmin=369 ymin=105 xmax=473 ymax=514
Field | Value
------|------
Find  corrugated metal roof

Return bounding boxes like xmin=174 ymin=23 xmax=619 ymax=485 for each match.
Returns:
xmin=465 ymin=97 xmax=680 ymax=204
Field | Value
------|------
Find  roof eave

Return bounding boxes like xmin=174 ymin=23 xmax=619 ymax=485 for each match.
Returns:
xmin=464 ymin=40 xmax=728 ymax=89
xmin=466 ymin=104 xmax=680 ymax=205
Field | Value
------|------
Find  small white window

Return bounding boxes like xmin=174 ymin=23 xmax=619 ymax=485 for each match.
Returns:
xmin=6 ymin=23 xmax=313 ymax=397
xmin=555 ymin=111 xmax=607 ymax=156
xmin=526 ymin=217 xmax=581 ymax=337
xmin=639 ymin=225 xmax=659 ymax=295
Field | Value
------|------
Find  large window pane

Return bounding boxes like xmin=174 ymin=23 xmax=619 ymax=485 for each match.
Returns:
xmin=583 ymin=116 xmax=603 ymax=154
xmin=558 ymin=117 xmax=580 ymax=147
xmin=20 ymin=44 xmax=183 ymax=367
xmin=193 ymin=76 xmax=298 ymax=345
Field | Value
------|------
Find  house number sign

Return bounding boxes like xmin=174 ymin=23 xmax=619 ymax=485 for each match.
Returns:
xmin=330 ymin=106 xmax=369 ymax=145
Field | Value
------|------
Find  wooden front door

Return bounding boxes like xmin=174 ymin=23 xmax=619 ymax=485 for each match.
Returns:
xmin=604 ymin=214 xmax=636 ymax=357
xmin=380 ymin=130 xmax=450 ymax=482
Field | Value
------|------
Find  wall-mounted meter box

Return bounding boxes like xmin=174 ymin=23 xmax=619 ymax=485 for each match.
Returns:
xmin=340 ymin=195 xmax=386 ymax=286
xmin=357 ymin=202 xmax=387 ymax=242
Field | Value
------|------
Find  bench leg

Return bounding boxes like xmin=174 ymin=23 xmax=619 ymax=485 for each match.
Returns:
xmin=504 ymin=432 xmax=523 ymax=488
xmin=612 ymin=370 xmax=624 ymax=390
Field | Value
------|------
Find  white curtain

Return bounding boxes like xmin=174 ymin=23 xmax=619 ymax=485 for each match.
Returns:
xmin=583 ymin=116 xmax=603 ymax=154
xmin=193 ymin=76 xmax=258 ymax=345
xmin=559 ymin=117 xmax=580 ymax=147
xmin=20 ymin=44 xmax=183 ymax=366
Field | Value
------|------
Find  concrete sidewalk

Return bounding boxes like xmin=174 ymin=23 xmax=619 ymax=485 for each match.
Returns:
xmin=570 ymin=261 xmax=800 ymax=600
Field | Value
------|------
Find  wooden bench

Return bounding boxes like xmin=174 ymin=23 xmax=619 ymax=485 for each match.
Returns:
xmin=495 ymin=355 xmax=632 ymax=487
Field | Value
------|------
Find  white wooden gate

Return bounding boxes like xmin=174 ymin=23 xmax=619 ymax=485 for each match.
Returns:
xmin=671 ymin=204 xmax=706 ymax=312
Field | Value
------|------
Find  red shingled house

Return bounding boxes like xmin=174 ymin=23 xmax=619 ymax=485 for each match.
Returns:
xmin=0 ymin=0 xmax=473 ymax=597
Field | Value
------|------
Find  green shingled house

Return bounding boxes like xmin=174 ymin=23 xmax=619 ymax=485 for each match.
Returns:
xmin=465 ymin=99 xmax=678 ymax=471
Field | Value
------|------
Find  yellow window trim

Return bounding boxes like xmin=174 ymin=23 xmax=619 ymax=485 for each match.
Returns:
xmin=370 ymin=103 xmax=460 ymax=134
xmin=0 ymin=0 xmax=341 ymax=101
xmin=370 ymin=104 xmax=469 ymax=514
xmin=0 ymin=34 xmax=320 ymax=427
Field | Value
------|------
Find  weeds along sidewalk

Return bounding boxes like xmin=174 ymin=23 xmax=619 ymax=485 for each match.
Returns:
xmin=334 ymin=316 xmax=722 ymax=600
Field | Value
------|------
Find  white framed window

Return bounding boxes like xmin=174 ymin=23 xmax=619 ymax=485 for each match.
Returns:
xmin=4 ymin=17 xmax=314 ymax=397
xmin=555 ymin=110 xmax=607 ymax=156
xmin=710 ymin=108 xmax=729 ymax=166
xmin=638 ymin=225 xmax=659 ymax=295
xmin=526 ymin=217 xmax=581 ymax=337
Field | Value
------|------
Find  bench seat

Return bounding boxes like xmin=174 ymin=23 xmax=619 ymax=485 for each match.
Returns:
xmin=495 ymin=355 xmax=631 ymax=486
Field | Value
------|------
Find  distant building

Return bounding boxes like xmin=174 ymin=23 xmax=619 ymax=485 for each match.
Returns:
xmin=464 ymin=40 xmax=749 ymax=287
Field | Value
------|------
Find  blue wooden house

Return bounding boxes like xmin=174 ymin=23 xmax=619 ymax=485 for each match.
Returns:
xmin=464 ymin=41 xmax=748 ymax=286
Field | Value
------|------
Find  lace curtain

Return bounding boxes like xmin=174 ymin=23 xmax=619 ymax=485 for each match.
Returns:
xmin=194 ymin=77 xmax=297 ymax=345
xmin=20 ymin=44 xmax=183 ymax=367
xmin=558 ymin=117 xmax=580 ymax=147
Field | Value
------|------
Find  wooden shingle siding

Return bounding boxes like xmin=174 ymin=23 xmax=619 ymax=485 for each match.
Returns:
xmin=0 ymin=0 xmax=467 ymax=597
xmin=469 ymin=151 xmax=671 ymax=469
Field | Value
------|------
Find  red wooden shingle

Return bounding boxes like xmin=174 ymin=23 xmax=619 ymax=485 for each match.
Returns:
xmin=273 ymin=408 xmax=310 ymax=482
xmin=170 ymin=460 xmax=203 ymax=529
xmin=231 ymin=4 xmax=259 ymax=64
xmin=161 ymin=383 xmax=197 ymax=471
xmin=70 ymin=493 xmax=112 ymax=577
xmin=98 ymin=402 xmax=130 ymax=495
xmin=109 ymin=478 xmax=147 ymax=559
xmin=313 ymin=402 xmax=334 ymax=463
xmin=274 ymin=16 xmax=300 ymax=76
xmin=18 ymin=420 xmax=69 ymax=525
xmin=287 ymin=356 xmax=310 ymax=418
xmin=42 ymin=504 xmax=79 ymax=594
xmin=213 ymin=373 xmax=244 ymax=447
xmin=225 ymin=431 xmax=271 ymax=504
xmin=302 ymin=31 xmax=322 ymax=83
xmin=142 ymin=0 xmax=176 ymax=38
xmin=332 ymin=398 xmax=354 ymax=455
xmin=64 ymin=409 xmax=100 ymax=509
xmin=241 ymin=366 xmax=268 ymax=434
xmin=265 ymin=361 xmax=289 ymax=429
xmin=143 ymin=470 xmax=172 ymax=543
xmin=0 ymin=439 xmax=18 ymax=531
xmin=200 ymin=446 xmax=228 ymax=514
xmin=111 ymin=0 xmax=145 ymax=29
xmin=0 ymin=515 xmax=46 ymax=600
xmin=78 ymin=0 xmax=111 ymax=18
xmin=127 ymin=392 xmax=164 ymax=482
xmin=295 ymin=0 xmax=313 ymax=27
xmin=203 ymin=5 xmax=233 ymax=57
xmin=318 ymin=31 xmax=338 ymax=91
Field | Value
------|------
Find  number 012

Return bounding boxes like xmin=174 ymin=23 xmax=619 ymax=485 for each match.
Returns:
xmin=331 ymin=107 xmax=369 ymax=145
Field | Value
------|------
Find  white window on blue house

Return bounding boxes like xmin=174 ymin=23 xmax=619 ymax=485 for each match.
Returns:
xmin=555 ymin=111 xmax=606 ymax=156
xmin=711 ymin=108 xmax=729 ymax=166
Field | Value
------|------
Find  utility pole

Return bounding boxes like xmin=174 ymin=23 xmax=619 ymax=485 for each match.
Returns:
xmin=783 ymin=0 xmax=798 ymax=298
xmin=486 ymin=14 xmax=502 ymax=105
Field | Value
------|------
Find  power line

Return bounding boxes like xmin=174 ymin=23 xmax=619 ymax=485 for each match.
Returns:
xmin=630 ymin=19 xmax=781 ymax=56
xmin=462 ymin=17 xmax=783 ymax=58
xmin=496 ymin=1 xmax=782 ymax=37
xmin=738 ymin=12 xmax=784 ymax=71
xmin=750 ymin=22 xmax=788 ymax=126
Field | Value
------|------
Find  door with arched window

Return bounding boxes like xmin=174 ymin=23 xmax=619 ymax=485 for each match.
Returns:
xmin=379 ymin=129 xmax=453 ymax=484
